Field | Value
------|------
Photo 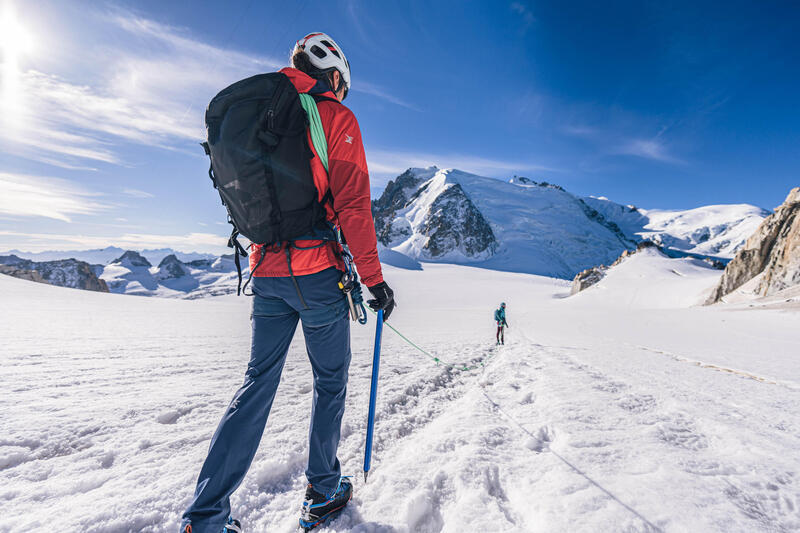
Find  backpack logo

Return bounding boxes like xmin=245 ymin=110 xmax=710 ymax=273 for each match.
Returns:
xmin=345 ymin=134 xmax=353 ymax=144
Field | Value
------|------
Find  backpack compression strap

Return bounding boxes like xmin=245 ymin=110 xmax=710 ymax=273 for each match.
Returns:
xmin=298 ymin=93 xmax=329 ymax=172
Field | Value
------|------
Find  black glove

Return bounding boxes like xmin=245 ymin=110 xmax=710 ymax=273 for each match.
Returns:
xmin=367 ymin=281 xmax=395 ymax=321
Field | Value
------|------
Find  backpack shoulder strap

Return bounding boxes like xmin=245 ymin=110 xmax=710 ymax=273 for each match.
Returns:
xmin=298 ymin=93 xmax=329 ymax=172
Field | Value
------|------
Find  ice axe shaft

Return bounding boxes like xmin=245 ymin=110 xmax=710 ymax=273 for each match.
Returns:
xmin=363 ymin=308 xmax=384 ymax=482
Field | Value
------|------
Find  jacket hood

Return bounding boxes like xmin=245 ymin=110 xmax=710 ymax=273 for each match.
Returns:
xmin=280 ymin=67 xmax=338 ymax=100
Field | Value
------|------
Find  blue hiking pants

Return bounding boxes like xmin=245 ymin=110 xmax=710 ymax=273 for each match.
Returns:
xmin=181 ymin=267 xmax=351 ymax=532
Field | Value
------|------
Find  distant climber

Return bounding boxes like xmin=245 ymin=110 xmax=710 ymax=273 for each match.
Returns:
xmin=494 ymin=302 xmax=508 ymax=345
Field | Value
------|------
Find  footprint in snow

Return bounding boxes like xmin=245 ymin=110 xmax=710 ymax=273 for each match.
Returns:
xmin=593 ymin=379 xmax=628 ymax=394
xmin=724 ymin=477 xmax=798 ymax=529
xmin=618 ymin=393 xmax=657 ymax=414
xmin=99 ymin=450 xmax=115 ymax=468
xmin=525 ymin=425 xmax=554 ymax=452
xmin=519 ymin=391 xmax=535 ymax=405
xmin=156 ymin=405 xmax=194 ymax=424
xmin=655 ymin=415 xmax=707 ymax=451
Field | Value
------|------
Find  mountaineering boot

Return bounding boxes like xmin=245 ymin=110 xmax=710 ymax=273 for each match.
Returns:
xmin=299 ymin=477 xmax=353 ymax=531
xmin=181 ymin=517 xmax=241 ymax=533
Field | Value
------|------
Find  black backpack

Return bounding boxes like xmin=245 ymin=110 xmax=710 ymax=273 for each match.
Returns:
xmin=202 ymin=72 xmax=333 ymax=293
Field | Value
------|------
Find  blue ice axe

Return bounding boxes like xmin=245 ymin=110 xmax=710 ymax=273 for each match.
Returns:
xmin=363 ymin=308 xmax=384 ymax=482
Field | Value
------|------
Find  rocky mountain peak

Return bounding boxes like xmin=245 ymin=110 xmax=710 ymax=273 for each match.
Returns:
xmin=706 ymin=187 xmax=800 ymax=303
xmin=112 ymin=250 xmax=152 ymax=268
xmin=373 ymin=169 xmax=498 ymax=261
xmin=157 ymin=254 xmax=187 ymax=279
xmin=372 ymin=168 xmax=431 ymax=211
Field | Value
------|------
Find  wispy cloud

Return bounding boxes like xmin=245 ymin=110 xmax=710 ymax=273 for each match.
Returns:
xmin=367 ymin=148 xmax=558 ymax=178
xmin=353 ymin=81 xmax=421 ymax=111
xmin=0 ymin=172 xmax=111 ymax=222
xmin=122 ymin=188 xmax=154 ymax=199
xmin=510 ymin=2 xmax=535 ymax=31
xmin=1 ymin=9 xmax=425 ymax=169
xmin=0 ymin=230 xmax=229 ymax=253
xmin=561 ymin=124 xmax=599 ymax=138
xmin=0 ymin=10 xmax=280 ymax=168
xmin=561 ymin=121 xmax=685 ymax=165
xmin=615 ymin=138 xmax=684 ymax=164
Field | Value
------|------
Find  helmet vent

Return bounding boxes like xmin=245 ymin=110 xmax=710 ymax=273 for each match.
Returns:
xmin=320 ymin=40 xmax=341 ymax=58
xmin=310 ymin=45 xmax=327 ymax=59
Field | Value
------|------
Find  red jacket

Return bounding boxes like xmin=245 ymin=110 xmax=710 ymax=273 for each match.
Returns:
xmin=249 ymin=68 xmax=384 ymax=287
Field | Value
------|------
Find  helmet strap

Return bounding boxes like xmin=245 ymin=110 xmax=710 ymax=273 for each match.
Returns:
xmin=335 ymin=75 xmax=348 ymax=101
xmin=325 ymin=70 xmax=347 ymax=100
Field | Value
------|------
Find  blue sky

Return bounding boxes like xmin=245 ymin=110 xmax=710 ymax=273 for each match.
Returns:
xmin=0 ymin=0 xmax=797 ymax=254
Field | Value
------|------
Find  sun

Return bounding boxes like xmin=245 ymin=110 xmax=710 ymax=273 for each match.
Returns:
xmin=0 ymin=5 xmax=33 ymax=55
xmin=0 ymin=2 xmax=35 ymax=111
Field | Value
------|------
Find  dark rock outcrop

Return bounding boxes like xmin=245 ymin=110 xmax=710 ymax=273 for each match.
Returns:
xmin=706 ymin=187 xmax=800 ymax=303
xmin=372 ymin=168 xmax=427 ymax=245
xmin=372 ymin=168 xmax=498 ymax=259
xmin=0 ymin=264 xmax=47 ymax=284
xmin=0 ymin=255 xmax=109 ymax=292
xmin=509 ymin=176 xmax=565 ymax=191
xmin=422 ymin=183 xmax=497 ymax=258
xmin=570 ymin=266 xmax=607 ymax=295
xmin=157 ymin=254 xmax=188 ymax=280
xmin=577 ymin=199 xmax=637 ymax=249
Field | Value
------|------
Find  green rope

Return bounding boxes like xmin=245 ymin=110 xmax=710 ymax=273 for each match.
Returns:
xmin=298 ymin=93 xmax=328 ymax=172
xmin=366 ymin=308 xmax=498 ymax=372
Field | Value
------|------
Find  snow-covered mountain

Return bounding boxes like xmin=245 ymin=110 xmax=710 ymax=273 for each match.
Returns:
xmin=372 ymin=167 xmax=635 ymax=278
xmin=372 ymin=166 xmax=769 ymax=279
xmin=3 ymin=169 xmax=770 ymax=294
xmin=99 ymin=251 xmax=245 ymax=298
xmin=583 ymin=196 xmax=769 ymax=259
xmin=3 ymin=246 xmax=216 ymax=266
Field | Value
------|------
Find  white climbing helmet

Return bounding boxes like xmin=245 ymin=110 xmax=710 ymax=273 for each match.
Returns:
xmin=294 ymin=32 xmax=351 ymax=93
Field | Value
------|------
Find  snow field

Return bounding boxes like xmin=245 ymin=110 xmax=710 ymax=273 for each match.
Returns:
xmin=1 ymin=256 xmax=799 ymax=532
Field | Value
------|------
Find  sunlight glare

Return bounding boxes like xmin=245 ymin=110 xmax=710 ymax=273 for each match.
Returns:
xmin=0 ymin=2 xmax=35 ymax=114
